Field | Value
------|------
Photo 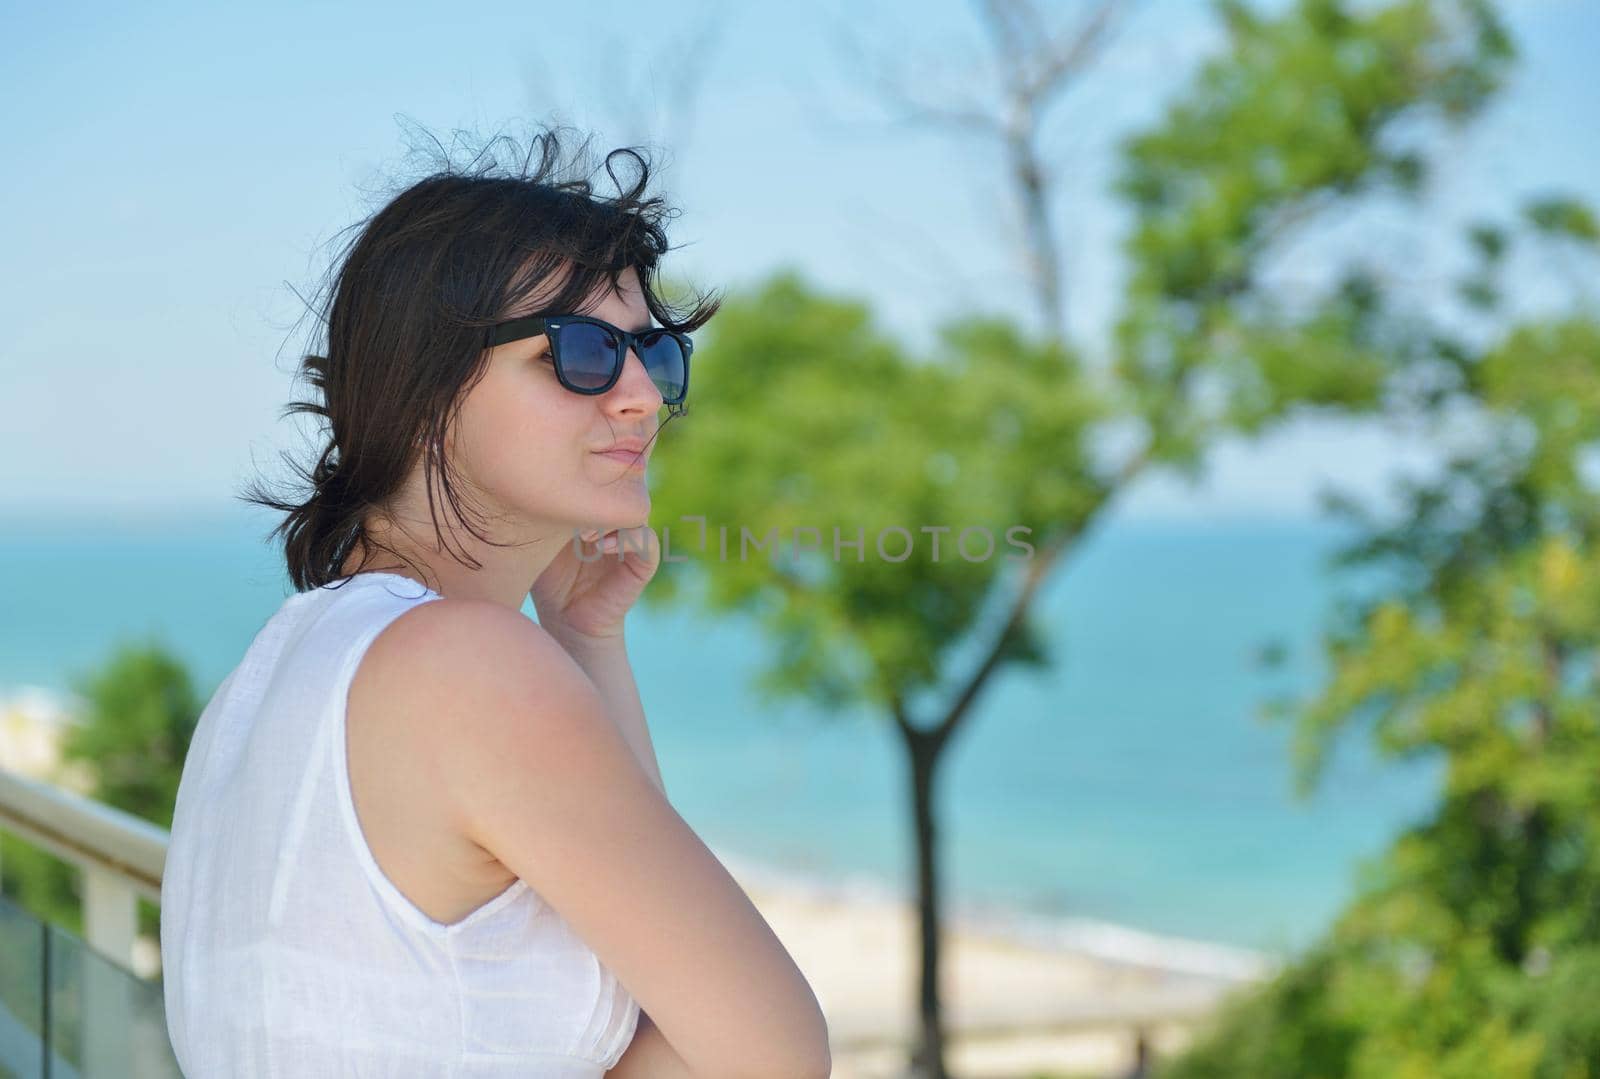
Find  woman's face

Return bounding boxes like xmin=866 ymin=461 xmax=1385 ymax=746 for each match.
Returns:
xmin=443 ymin=265 xmax=666 ymax=540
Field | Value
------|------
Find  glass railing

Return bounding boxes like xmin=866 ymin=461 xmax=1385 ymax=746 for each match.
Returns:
xmin=0 ymin=892 xmax=181 ymax=1079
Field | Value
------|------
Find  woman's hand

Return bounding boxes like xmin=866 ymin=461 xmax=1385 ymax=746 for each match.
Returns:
xmin=530 ymin=525 xmax=661 ymax=647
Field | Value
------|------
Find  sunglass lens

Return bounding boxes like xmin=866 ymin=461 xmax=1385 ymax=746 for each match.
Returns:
xmin=557 ymin=323 xmax=618 ymax=391
xmin=640 ymin=333 xmax=687 ymax=403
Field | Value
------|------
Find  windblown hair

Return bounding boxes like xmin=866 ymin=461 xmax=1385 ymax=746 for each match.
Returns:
xmin=239 ymin=121 xmax=721 ymax=594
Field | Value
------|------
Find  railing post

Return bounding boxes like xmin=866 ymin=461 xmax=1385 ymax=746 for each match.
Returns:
xmin=82 ymin=863 xmax=137 ymax=1076
xmin=82 ymin=864 xmax=138 ymax=970
xmin=41 ymin=917 xmax=52 ymax=1079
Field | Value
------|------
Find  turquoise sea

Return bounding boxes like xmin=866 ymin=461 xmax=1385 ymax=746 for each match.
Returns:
xmin=0 ymin=506 xmax=1439 ymax=965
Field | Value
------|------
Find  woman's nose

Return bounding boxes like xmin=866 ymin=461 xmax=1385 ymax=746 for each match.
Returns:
xmin=607 ymin=348 xmax=665 ymax=413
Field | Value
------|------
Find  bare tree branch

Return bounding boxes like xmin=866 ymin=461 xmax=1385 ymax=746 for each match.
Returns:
xmin=827 ymin=12 xmax=1003 ymax=135
xmin=828 ymin=0 xmax=1138 ymax=342
xmin=1016 ymin=0 xmax=1131 ymax=100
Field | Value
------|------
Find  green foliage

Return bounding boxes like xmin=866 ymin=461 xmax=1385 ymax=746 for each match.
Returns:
xmin=1524 ymin=198 xmax=1600 ymax=248
xmin=645 ymin=266 xmax=1109 ymax=713
xmin=1192 ymin=343 xmax=1600 ymax=1074
xmin=1114 ymin=0 xmax=1512 ymax=464
xmin=58 ymin=636 xmax=200 ymax=831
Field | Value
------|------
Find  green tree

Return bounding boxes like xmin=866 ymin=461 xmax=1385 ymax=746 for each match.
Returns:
xmin=58 ymin=637 xmax=199 ymax=832
xmin=1 ymin=638 xmax=200 ymax=942
xmin=643 ymin=1 xmax=1511 ymax=1073
xmin=1156 ymin=292 xmax=1600 ymax=1079
xmin=1108 ymin=1 xmax=1600 ymax=1075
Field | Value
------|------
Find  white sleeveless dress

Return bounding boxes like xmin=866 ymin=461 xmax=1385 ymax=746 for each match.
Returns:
xmin=159 ymin=571 xmax=640 ymax=1077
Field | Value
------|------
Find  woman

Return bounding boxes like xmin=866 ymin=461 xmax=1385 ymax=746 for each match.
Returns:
xmin=159 ymin=126 xmax=832 ymax=1078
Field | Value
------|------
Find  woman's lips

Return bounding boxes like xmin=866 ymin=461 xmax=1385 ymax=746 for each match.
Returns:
xmin=596 ymin=449 xmax=647 ymax=468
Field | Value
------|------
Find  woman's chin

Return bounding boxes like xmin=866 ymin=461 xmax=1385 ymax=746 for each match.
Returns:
xmin=584 ymin=491 xmax=651 ymax=530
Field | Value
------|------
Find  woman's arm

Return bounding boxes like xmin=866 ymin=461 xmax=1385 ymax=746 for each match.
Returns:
xmin=412 ymin=606 xmax=833 ymax=1076
xmin=549 ymin=631 xmax=667 ymax=797
xmin=606 ymin=1009 xmax=695 ymax=1078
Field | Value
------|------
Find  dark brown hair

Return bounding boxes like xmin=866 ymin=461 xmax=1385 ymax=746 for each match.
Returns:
xmin=240 ymin=122 xmax=721 ymax=594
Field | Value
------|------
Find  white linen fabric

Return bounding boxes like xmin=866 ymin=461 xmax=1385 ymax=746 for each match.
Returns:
xmin=160 ymin=571 xmax=639 ymax=1077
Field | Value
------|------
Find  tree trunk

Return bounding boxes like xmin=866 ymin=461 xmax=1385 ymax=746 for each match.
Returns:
xmin=905 ymin=729 xmax=951 ymax=1079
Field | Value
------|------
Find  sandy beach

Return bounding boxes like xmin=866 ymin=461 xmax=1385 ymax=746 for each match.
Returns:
xmin=722 ymin=852 xmax=1277 ymax=1079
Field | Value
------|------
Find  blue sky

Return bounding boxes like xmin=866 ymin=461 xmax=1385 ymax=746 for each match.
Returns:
xmin=1 ymin=0 xmax=1595 ymax=522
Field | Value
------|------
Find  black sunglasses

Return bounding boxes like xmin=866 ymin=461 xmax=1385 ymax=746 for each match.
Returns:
xmin=489 ymin=313 xmax=693 ymax=408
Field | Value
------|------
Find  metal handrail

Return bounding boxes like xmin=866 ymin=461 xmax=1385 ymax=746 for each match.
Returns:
xmin=0 ymin=767 xmax=167 ymax=900
xmin=0 ymin=766 xmax=168 ymax=975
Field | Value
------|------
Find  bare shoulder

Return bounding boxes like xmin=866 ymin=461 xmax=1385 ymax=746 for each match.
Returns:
xmin=361 ymin=596 xmax=566 ymax=693
xmin=363 ymin=595 xmax=582 ymax=704
xmin=358 ymin=597 xmax=603 ymax=788
xmin=359 ymin=597 xmax=832 ymax=1079
xmin=360 ymin=596 xmax=644 ymax=857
